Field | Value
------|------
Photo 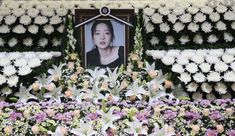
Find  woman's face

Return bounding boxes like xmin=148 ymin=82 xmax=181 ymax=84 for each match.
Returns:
xmin=93 ymin=23 xmax=112 ymax=49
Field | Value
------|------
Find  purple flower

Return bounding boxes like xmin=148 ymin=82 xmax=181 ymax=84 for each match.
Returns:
xmin=54 ymin=112 xmax=73 ymax=122
xmin=113 ymin=110 xmax=126 ymax=118
xmin=185 ymin=111 xmax=201 ymax=122
xmin=87 ymin=113 xmax=99 ymax=120
xmin=199 ymin=100 xmax=211 ymax=107
xmin=205 ymin=129 xmax=218 ymax=136
xmin=0 ymin=101 xmax=7 ymax=109
xmin=9 ymin=112 xmax=22 ymax=121
xmin=35 ymin=112 xmax=47 ymax=123
xmin=164 ymin=110 xmax=177 ymax=120
xmin=136 ymin=110 xmax=150 ymax=121
xmin=210 ymin=111 xmax=224 ymax=121
xmin=227 ymin=129 xmax=235 ymax=136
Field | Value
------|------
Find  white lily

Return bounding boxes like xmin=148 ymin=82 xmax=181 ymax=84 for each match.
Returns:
xmin=124 ymin=118 xmax=146 ymax=136
xmin=47 ymin=63 xmax=65 ymax=82
xmin=34 ymin=73 xmax=51 ymax=89
xmin=86 ymin=67 xmax=107 ymax=82
xmin=47 ymin=126 xmax=66 ymax=136
xmin=84 ymin=81 xmax=106 ymax=103
xmin=97 ymin=107 xmax=121 ymax=134
xmin=149 ymin=124 xmax=175 ymax=136
xmin=67 ymin=85 xmax=84 ymax=102
xmin=105 ymin=67 xmax=121 ymax=88
xmin=70 ymin=120 xmax=97 ymax=136
xmin=126 ymin=80 xmax=148 ymax=100
xmin=44 ymin=87 xmax=63 ymax=103
xmin=15 ymin=83 xmax=37 ymax=103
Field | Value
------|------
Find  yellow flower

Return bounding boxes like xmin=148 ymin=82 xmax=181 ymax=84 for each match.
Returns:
xmin=69 ymin=53 xmax=78 ymax=60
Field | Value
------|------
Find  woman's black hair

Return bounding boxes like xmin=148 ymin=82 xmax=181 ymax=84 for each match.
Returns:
xmin=91 ymin=20 xmax=115 ymax=41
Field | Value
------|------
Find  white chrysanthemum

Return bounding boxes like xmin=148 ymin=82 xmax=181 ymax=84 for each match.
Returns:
xmin=181 ymin=50 xmax=195 ymax=59
xmin=222 ymin=54 xmax=234 ymax=64
xmin=199 ymin=63 xmax=211 ymax=73
xmin=151 ymin=50 xmax=166 ymax=59
xmin=232 ymin=5 xmax=235 ymax=12
xmin=7 ymin=75 xmax=19 ymax=87
xmin=0 ymin=38 xmax=5 ymax=47
xmin=186 ymin=82 xmax=198 ymax=92
xmin=161 ymin=56 xmax=175 ymax=65
xmin=173 ymin=7 xmax=185 ymax=15
xmin=214 ymin=82 xmax=227 ymax=94
xmin=196 ymin=50 xmax=208 ymax=57
xmin=0 ymin=15 xmax=3 ymax=22
xmin=201 ymin=22 xmax=212 ymax=33
xmin=176 ymin=56 xmax=189 ymax=65
xmin=8 ymin=38 xmax=17 ymax=47
xmin=41 ymin=8 xmax=55 ymax=17
xmin=209 ymin=12 xmax=220 ymax=22
xmin=188 ymin=23 xmax=199 ymax=32
xmin=224 ymin=32 xmax=234 ymax=42
xmin=226 ymin=48 xmax=235 ymax=55
xmin=12 ymin=25 xmax=26 ymax=34
xmin=27 ymin=57 xmax=41 ymax=68
xmin=224 ymin=71 xmax=235 ymax=82
xmin=187 ymin=6 xmax=199 ymax=14
xmin=231 ymin=83 xmax=235 ymax=91
xmin=27 ymin=8 xmax=39 ymax=18
xmin=38 ymin=38 xmax=48 ymax=48
xmin=207 ymin=71 xmax=221 ymax=82
xmin=214 ymin=61 xmax=228 ymax=72
xmin=0 ymin=7 xmax=11 ymax=16
xmin=0 ymin=74 xmax=6 ymax=85
xmin=172 ymin=64 xmax=184 ymax=73
xmin=34 ymin=15 xmax=48 ymax=25
xmin=192 ymin=92 xmax=203 ymax=100
xmin=231 ymin=22 xmax=235 ymax=30
xmin=179 ymin=13 xmax=192 ymax=23
xmin=14 ymin=58 xmax=27 ymax=67
xmin=0 ymin=25 xmax=10 ymax=33
xmin=165 ymin=36 xmax=175 ymax=45
xmin=49 ymin=52 xmax=61 ymax=58
xmin=179 ymin=35 xmax=190 ymax=45
xmin=206 ymin=93 xmax=216 ymax=101
xmin=208 ymin=49 xmax=223 ymax=57
xmin=19 ymin=15 xmax=31 ymax=25
xmin=167 ymin=14 xmax=177 ymax=23
xmin=12 ymin=8 xmax=25 ymax=17
xmin=143 ymin=15 xmax=150 ymax=25
xmin=151 ymin=13 xmax=163 ymax=24
xmin=43 ymin=25 xmax=54 ymax=35
xmin=159 ymin=23 xmax=170 ymax=33
xmin=215 ymin=21 xmax=227 ymax=31
xmin=207 ymin=34 xmax=218 ymax=44
xmin=7 ymin=52 xmax=22 ymax=60
xmin=18 ymin=66 xmax=32 ymax=76
xmin=221 ymin=93 xmax=232 ymax=99
xmin=201 ymin=83 xmax=212 ymax=93
xmin=4 ymin=15 xmax=16 ymax=25
xmin=200 ymin=6 xmax=213 ymax=14
xmin=38 ymin=52 xmax=53 ymax=60
xmin=56 ymin=25 xmax=64 ymax=33
xmin=224 ymin=11 xmax=235 ymax=21
xmin=23 ymin=52 xmax=36 ymax=59
xmin=149 ymin=36 xmax=159 ymax=46
xmin=167 ymin=50 xmax=180 ymax=57
xmin=194 ymin=13 xmax=206 ymax=23
xmin=49 ymin=16 xmax=62 ymax=25
xmin=145 ymin=22 xmax=154 ymax=33
xmin=205 ymin=55 xmax=219 ymax=64
xmin=28 ymin=25 xmax=39 ymax=34
xmin=193 ymin=34 xmax=203 ymax=44
xmin=191 ymin=56 xmax=204 ymax=64
xmin=20 ymin=2 xmax=33 ymax=9
xmin=178 ymin=73 xmax=191 ymax=84
xmin=158 ymin=7 xmax=170 ymax=15
xmin=56 ymin=8 xmax=68 ymax=16
xmin=2 ymin=65 xmax=16 ymax=76
xmin=0 ymin=58 xmax=10 ymax=66
xmin=52 ymin=38 xmax=61 ymax=47
xmin=173 ymin=22 xmax=185 ymax=33
xmin=186 ymin=63 xmax=198 ymax=73
xmin=23 ymin=38 xmax=33 ymax=47
xmin=47 ymin=2 xmax=60 ymax=9
xmin=216 ymin=5 xmax=228 ymax=13
xmin=143 ymin=7 xmax=155 ymax=16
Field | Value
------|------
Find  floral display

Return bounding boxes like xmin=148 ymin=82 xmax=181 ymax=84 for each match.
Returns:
xmin=0 ymin=99 xmax=234 ymax=135
xmin=146 ymin=48 xmax=235 ymax=99
xmin=0 ymin=51 xmax=61 ymax=88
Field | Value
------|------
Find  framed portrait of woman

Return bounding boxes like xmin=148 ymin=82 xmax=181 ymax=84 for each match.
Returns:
xmin=75 ymin=8 xmax=134 ymax=69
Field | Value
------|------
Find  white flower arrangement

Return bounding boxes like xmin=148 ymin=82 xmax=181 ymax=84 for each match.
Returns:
xmin=194 ymin=13 xmax=206 ymax=23
xmin=43 ymin=25 xmax=54 ymax=35
xmin=191 ymin=55 xmax=204 ymax=64
xmin=158 ymin=7 xmax=170 ymax=15
xmin=34 ymin=15 xmax=48 ymax=25
xmin=18 ymin=66 xmax=32 ymax=76
xmin=23 ymin=38 xmax=33 ymax=47
xmin=222 ymin=54 xmax=234 ymax=63
xmin=20 ymin=15 xmax=32 ymax=25
xmin=201 ymin=22 xmax=212 ymax=33
xmin=214 ymin=82 xmax=227 ymax=94
xmin=2 ymin=65 xmax=17 ymax=76
xmin=145 ymin=22 xmax=154 ymax=33
xmin=177 ymin=56 xmax=189 ymax=65
xmin=7 ymin=75 xmax=19 ymax=87
xmin=201 ymin=83 xmax=212 ymax=93
xmin=199 ymin=63 xmax=211 ymax=73
xmin=172 ymin=64 xmax=184 ymax=73
xmin=216 ymin=5 xmax=228 ymax=13
xmin=209 ymin=12 xmax=220 ymax=22
xmin=12 ymin=25 xmax=26 ymax=34
xmin=166 ymin=50 xmax=180 ymax=57
xmin=38 ymin=38 xmax=48 ymax=48
xmin=224 ymin=32 xmax=234 ymax=42
xmin=8 ymin=52 xmax=22 ymax=60
xmin=178 ymin=73 xmax=191 ymax=84
xmin=224 ymin=11 xmax=235 ymax=21
xmin=188 ymin=23 xmax=199 ymax=32
xmin=8 ymin=38 xmax=18 ymax=47
xmin=49 ymin=16 xmax=63 ymax=25
xmin=207 ymin=34 xmax=218 ymax=43
xmin=201 ymin=6 xmax=213 ymax=14
xmin=0 ymin=57 xmax=11 ymax=67
xmin=12 ymin=8 xmax=25 ymax=17
xmin=56 ymin=8 xmax=68 ymax=17
xmin=231 ymin=83 xmax=235 ymax=91
xmin=193 ymin=34 xmax=203 ymax=44
xmin=165 ymin=36 xmax=175 ymax=45
xmin=179 ymin=35 xmax=190 ymax=44
xmin=0 ymin=38 xmax=5 ymax=47
xmin=51 ymin=38 xmax=61 ymax=47
xmin=4 ymin=15 xmax=17 ymax=25
xmin=14 ymin=58 xmax=28 ymax=67
xmin=173 ymin=7 xmax=185 ymax=15
xmin=214 ymin=61 xmax=228 ymax=72
xmin=149 ymin=36 xmax=159 ymax=46
xmin=167 ymin=14 xmax=177 ymax=23
xmin=187 ymin=6 xmax=199 ymax=14
xmin=173 ymin=22 xmax=185 ymax=33
xmin=223 ymin=71 xmax=235 ymax=82
xmin=159 ymin=23 xmax=170 ymax=33
xmin=161 ymin=55 xmax=175 ymax=65
xmin=143 ymin=7 xmax=155 ymax=16
xmin=0 ymin=15 xmax=3 ymax=22
xmin=186 ymin=82 xmax=198 ymax=92
xmin=207 ymin=71 xmax=221 ymax=82
xmin=0 ymin=7 xmax=11 ymax=16
xmin=179 ymin=13 xmax=192 ymax=23
xmin=27 ymin=8 xmax=40 ymax=18
xmin=151 ymin=13 xmax=163 ymax=24
xmin=0 ymin=74 xmax=6 ymax=85
xmin=215 ymin=21 xmax=227 ymax=31
xmin=186 ymin=63 xmax=198 ymax=73
xmin=28 ymin=25 xmax=39 ymax=34
xmin=41 ymin=8 xmax=55 ymax=17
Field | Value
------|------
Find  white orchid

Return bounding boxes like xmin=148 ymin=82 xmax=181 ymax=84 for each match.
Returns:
xmin=70 ymin=120 xmax=97 ymax=136
xmin=15 ymin=84 xmax=37 ymax=103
